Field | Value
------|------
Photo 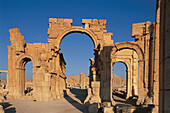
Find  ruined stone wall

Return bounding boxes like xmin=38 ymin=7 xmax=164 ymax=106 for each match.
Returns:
xmin=6 ymin=17 xmax=162 ymax=112
xmin=94 ymin=20 xmax=158 ymax=108
xmin=7 ymin=28 xmax=67 ymax=101
xmin=66 ymin=75 xmax=89 ymax=88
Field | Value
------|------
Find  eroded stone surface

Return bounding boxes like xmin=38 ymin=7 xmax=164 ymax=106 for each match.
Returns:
xmin=5 ymin=17 xmax=163 ymax=113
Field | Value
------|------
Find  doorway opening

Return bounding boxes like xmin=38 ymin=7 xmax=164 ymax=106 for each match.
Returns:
xmin=24 ymin=60 xmax=33 ymax=96
xmin=112 ymin=62 xmax=127 ymax=98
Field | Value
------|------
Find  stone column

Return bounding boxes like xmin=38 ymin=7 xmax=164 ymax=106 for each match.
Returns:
xmin=159 ymin=0 xmax=170 ymax=113
xmin=32 ymin=66 xmax=36 ymax=98
xmin=88 ymin=81 xmax=101 ymax=113
xmin=58 ymin=76 xmax=65 ymax=98
xmin=102 ymin=61 xmax=114 ymax=104
xmin=126 ymin=69 xmax=132 ymax=99
xmin=80 ymin=73 xmax=85 ymax=89
xmin=21 ymin=68 xmax=25 ymax=96
xmin=136 ymin=60 xmax=145 ymax=105
xmin=134 ymin=58 xmax=139 ymax=96
xmin=144 ymin=34 xmax=151 ymax=91
xmin=90 ymin=81 xmax=101 ymax=103
xmin=14 ymin=68 xmax=20 ymax=98
xmin=16 ymin=67 xmax=25 ymax=98
xmin=58 ymin=77 xmax=62 ymax=98
xmin=56 ymin=75 xmax=60 ymax=99
xmin=51 ymin=75 xmax=56 ymax=99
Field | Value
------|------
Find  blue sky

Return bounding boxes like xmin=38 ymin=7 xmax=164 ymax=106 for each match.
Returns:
xmin=0 ymin=0 xmax=156 ymax=80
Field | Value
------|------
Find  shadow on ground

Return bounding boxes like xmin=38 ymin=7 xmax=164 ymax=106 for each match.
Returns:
xmin=64 ymin=88 xmax=88 ymax=113
xmin=113 ymin=92 xmax=137 ymax=106
xmin=113 ymin=93 xmax=155 ymax=113
xmin=70 ymin=88 xmax=87 ymax=103
xmin=0 ymin=102 xmax=16 ymax=113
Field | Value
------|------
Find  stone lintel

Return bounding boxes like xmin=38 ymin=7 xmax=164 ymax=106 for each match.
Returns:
xmin=49 ymin=18 xmax=73 ymax=24
xmin=82 ymin=19 xmax=106 ymax=24
xmin=82 ymin=19 xmax=92 ymax=24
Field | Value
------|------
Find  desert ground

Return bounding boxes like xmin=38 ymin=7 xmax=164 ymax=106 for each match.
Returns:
xmin=2 ymin=88 xmax=88 ymax=113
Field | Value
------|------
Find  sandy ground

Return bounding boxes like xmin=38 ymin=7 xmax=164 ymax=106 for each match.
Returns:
xmin=1 ymin=89 xmax=149 ymax=113
xmin=2 ymin=88 xmax=88 ymax=113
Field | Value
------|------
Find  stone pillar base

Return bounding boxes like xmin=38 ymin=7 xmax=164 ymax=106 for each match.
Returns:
xmin=152 ymin=105 xmax=158 ymax=113
xmin=84 ymin=88 xmax=92 ymax=106
xmin=56 ymin=95 xmax=60 ymax=99
xmin=102 ymin=106 xmax=114 ymax=113
xmin=144 ymin=96 xmax=153 ymax=105
xmin=88 ymin=103 xmax=100 ymax=113
xmin=85 ymin=81 xmax=102 ymax=113
xmin=136 ymin=97 xmax=144 ymax=105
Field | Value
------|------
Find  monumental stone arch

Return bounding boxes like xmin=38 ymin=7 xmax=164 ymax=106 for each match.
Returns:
xmin=57 ymin=28 xmax=97 ymax=48
xmin=6 ymin=18 xmax=161 ymax=112
xmin=7 ymin=18 xmax=114 ymax=102
xmin=47 ymin=18 xmax=113 ymax=51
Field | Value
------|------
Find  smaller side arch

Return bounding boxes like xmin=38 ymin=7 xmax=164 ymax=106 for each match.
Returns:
xmin=13 ymin=54 xmax=36 ymax=97
xmin=15 ymin=54 xmax=36 ymax=69
xmin=111 ymin=42 xmax=145 ymax=103
xmin=112 ymin=60 xmax=129 ymax=70
xmin=112 ymin=42 xmax=144 ymax=61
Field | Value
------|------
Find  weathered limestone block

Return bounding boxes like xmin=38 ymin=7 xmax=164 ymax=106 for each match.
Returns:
xmin=132 ymin=21 xmax=151 ymax=37
xmin=9 ymin=28 xmax=25 ymax=53
xmin=82 ymin=19 xmax=113 ymax=47
xmin=82 ymin=19 xmax=106 ymax=31
xmin=103 ymin=33 xmax=114 ymax=45
xmin=102 ymin=106 xmax=114 ymax=113
xmin=85 ymin=81 xmax=101 ymax=113
xmin=33 ymin=72 xmax=53 ymax=101
xmin=90 ymin=81 xmax=101 ymax=103
xmin=48 ymin=18 xmax=73 ymax=38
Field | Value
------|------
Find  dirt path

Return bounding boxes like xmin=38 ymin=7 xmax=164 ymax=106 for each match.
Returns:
xmin=3 ymin=88 xmax=88 ymax=113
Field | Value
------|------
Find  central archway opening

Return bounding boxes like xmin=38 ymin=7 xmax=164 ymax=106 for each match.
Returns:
xmin=112 ymin=62 xmax=127 ymax=99
xmin=60 ymin=33 xmax=94 ymax=88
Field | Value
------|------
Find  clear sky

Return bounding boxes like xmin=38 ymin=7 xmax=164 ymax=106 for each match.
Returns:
xmin=0 ymin=0 xmax=156 ymax=80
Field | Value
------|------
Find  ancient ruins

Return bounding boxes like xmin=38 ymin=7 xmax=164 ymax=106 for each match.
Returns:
xmin=5 ymin=18 xmax=158 ymax=112
xmin=66 ymin=73 xmax=89 ymax=89
xmin=0 ymin=0 xmax=169 ymax=112
xmin=7 ymin=26 xmax=68 ymax=101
